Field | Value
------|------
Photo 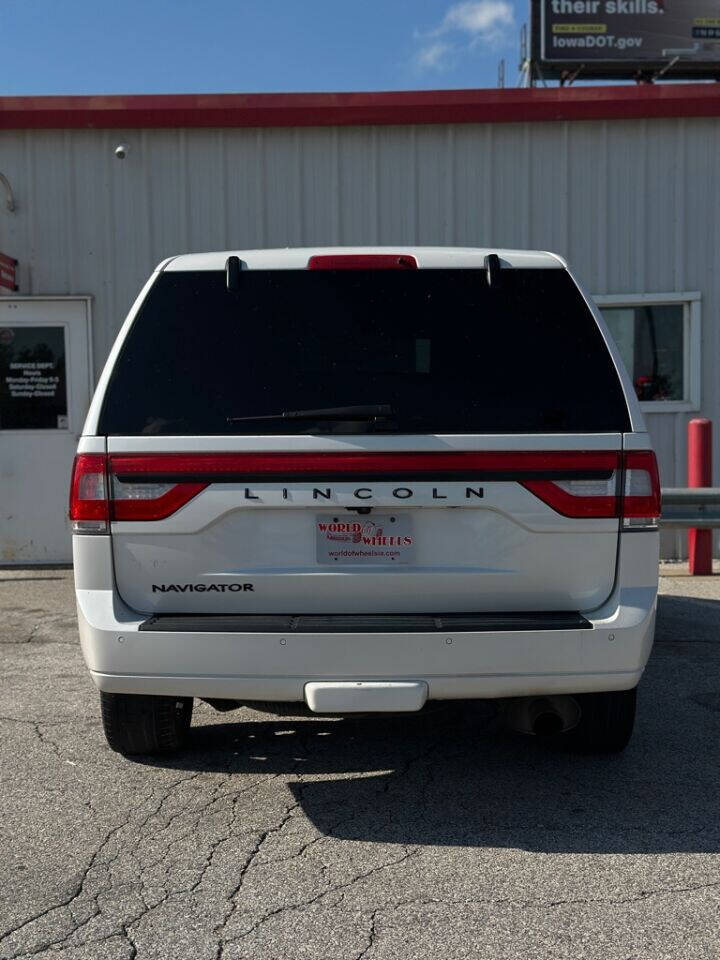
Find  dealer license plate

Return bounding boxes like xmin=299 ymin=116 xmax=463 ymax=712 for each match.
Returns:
xmin=315 ymin=513 xmax=415 ymax=564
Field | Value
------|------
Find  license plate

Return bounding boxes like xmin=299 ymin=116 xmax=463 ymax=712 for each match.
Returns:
xmin=316 ymin=513 xmax=415 ymax=564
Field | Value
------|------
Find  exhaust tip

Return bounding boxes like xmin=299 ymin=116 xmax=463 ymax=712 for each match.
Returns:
xmin=531 ymin=711 xmax=565 ymax=737
xmin=503 ymin=695 xmax=581 ymax=737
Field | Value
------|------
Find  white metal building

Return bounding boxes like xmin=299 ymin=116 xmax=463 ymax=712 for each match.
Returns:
xmin=1 ymin=84 xmax=718 ymax=562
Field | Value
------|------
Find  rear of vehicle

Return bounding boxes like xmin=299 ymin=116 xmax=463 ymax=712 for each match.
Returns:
xmin=71 ymin=248 xmax=659 ymax=756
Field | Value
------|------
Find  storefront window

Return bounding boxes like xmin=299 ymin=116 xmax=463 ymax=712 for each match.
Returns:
xmin=600 ymin=303 xmax=686 ymax=403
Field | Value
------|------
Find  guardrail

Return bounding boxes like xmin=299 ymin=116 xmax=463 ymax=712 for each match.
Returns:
xmin=660 ymin=488 xmax=720 ymax=529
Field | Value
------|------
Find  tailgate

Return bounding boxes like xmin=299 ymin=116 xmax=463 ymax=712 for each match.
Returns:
xmin=107 ymin=440 xmax=622 ymax=616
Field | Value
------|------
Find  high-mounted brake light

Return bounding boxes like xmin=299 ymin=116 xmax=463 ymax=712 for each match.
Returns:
xmin=226 ymin=255 xmax=242 ymax=291
xmin=69 ymin=454 xmax=109 ymax=533
xmin=484 ymin=253 xmax=502 ymax=288
xmin=307 ymin=254 xmax=417 ymax=270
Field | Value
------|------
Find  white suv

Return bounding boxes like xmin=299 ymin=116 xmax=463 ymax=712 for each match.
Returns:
xmin=70 ymin=248 xmax=660 ymax=756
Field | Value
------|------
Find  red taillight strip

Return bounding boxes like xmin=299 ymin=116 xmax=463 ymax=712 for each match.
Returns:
xmin=622 ymin=450 xmax=661 ymax=519
xmin=111 ymin=483 xmax=207 ymax=521
xmin=69 ymin=454 xmax=109 ymax=522
xmin=307 ymin=254 xmax=417 ymax=270
xmin=521 ymin=450 xmax=660 ymax=520
xmin=520 ymin=482 xmax=619 ymax=519
xmin=109 ymin=451 xmax=621 ymax=482
xmin=70 ymin=450 xmax=657 ymax=524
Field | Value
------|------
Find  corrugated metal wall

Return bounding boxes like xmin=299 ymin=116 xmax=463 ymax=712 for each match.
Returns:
xmin=1 ymin=117 xmax=718 ymax=556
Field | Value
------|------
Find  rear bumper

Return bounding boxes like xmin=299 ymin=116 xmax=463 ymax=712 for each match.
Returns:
xmin=76 ymin=586 xmax=656 ymax=702
xmin=74 ymin=530 xmax=658 ymax=703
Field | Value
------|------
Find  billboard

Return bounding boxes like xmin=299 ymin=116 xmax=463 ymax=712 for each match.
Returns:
xmin=532 ymin=0 xmax=720 ymax=79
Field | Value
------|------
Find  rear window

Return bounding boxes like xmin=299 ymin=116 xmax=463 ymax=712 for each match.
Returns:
xmin=98 ymin=268 xmax=631 ymax=436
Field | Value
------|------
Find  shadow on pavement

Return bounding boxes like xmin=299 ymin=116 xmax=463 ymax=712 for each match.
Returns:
xmin=140 ymin=595 xmax=720 ymax=854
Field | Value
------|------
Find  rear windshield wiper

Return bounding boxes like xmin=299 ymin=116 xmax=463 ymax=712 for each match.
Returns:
xmin=228 ymin=404 xmax=394 ymax=423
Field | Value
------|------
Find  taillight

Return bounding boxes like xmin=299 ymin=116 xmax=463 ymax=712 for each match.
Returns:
xmin=520 ymin=450 xmax=660 ymax=527
xmin=307 ymin=254 xmax=417 ymax=270
xmin=110 ymin=476 xmax=207 ymax=521
xmin=69 ymin=454 xmax=109 ymax=533
xmin=70 ymin=454 xmax=206 ymax=530
xmin=69 ymin=449 xmax=660 ymax=528
xmin=521 ymin=453 xmax=620 ymax=519
xmin=622 ymin=450 xmax=661 ymax=529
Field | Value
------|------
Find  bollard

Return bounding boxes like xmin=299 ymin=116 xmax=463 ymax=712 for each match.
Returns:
xmin=688 ymin=418 xmax=713 ymax=575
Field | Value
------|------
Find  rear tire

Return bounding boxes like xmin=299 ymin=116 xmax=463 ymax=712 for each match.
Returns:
xmin=100 ymin=692 xmax=193 ymax=756
xmin=565 ymin=687 xmax=637 ymax=754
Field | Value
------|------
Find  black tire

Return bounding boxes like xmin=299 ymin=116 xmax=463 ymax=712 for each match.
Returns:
xmin=100 ymin=692 xmax=193 ymax=756
xmin=565 ymin=687 xmax=637 ymax=754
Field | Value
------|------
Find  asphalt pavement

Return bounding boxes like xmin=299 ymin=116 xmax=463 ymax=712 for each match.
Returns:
xmin=1 ymin=565 xmax=719 ymax=960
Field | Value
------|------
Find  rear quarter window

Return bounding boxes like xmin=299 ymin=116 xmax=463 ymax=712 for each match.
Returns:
xmin=98 ymin=267 xmax=631 ymax=436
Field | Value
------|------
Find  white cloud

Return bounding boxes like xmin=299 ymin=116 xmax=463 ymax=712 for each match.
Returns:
xmin=415 ymin=40 xmax=454 ymax=71
xmin=440 ymin=1 xmax=514 ymax=39
xmin=414 ymin=1 xmax=514 ymax=71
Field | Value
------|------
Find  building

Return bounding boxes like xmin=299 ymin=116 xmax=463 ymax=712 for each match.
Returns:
xmin=1 ymin=84 xmax=718 ymax=562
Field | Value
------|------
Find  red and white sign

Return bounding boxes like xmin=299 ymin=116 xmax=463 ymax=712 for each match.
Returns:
xmin=315 ymin=514 xmax=415 ymax=564
xmin=0 ymin=253 xmax=18 ymax=292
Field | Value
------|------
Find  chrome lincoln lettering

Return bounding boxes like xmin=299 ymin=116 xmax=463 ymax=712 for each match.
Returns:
xmin=239 ymin=485 xmax=485 ymax=500
xmin=152 ymin=583 xmax=254 ymax=592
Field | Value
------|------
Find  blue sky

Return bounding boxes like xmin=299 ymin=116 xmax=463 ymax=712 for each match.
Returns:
xmin=2 ymin=0 xmax=527 ymax=95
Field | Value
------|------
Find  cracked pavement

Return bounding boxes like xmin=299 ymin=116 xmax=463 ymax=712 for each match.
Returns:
xmin=1 ymin=566 xmax=720 ymax=959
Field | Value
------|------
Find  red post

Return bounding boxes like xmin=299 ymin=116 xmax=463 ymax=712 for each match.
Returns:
xmin=688 ymin=418 xmax=713 ymax=575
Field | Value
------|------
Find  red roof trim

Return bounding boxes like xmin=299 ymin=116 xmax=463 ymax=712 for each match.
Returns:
xmin=1 ymin=85 xmax=719 ymax=130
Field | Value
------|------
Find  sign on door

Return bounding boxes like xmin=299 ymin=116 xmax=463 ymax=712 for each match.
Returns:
xmin=0 ymin=325 xmax=69 ymax=429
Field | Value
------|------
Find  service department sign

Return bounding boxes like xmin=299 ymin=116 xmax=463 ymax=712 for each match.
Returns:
xmin=536 ymin=0 xmax=720 ymax=76
xmin=0 ymin=326 xmax=68 ymax=430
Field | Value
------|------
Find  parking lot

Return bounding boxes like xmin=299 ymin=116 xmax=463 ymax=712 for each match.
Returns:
xmin=1 ymin=566 xmax=719 ymax=960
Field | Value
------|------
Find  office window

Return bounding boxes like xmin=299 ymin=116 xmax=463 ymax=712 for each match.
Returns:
xmin=595 ymin=294 xmax=700 ymax=412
